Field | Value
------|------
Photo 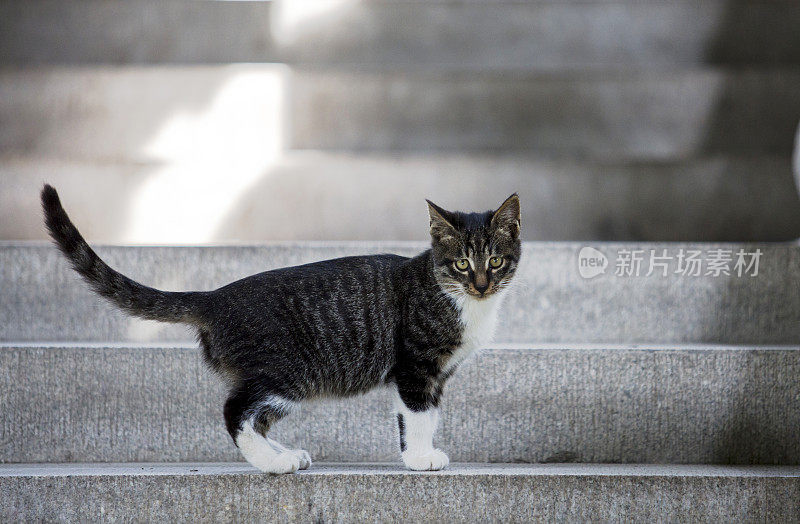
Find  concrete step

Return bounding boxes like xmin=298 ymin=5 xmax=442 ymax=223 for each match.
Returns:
xmin=2 ymin=243 xmax=799 ymax=344
xmin=2 ymin=343 xmax=798 ymax=464
xmin=2 ymin=463 xmax=798 ymax=521
xmin=3 ymin=154 xmax=800 ymax=243
xmin=2 ymin=0 xmax=800 ymax=70
xmin=2 ymin=66 xmax=799 ymax=159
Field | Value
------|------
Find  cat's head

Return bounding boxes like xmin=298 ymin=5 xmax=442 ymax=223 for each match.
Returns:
xmin=426 ymin=194 xmax=521 ymax=300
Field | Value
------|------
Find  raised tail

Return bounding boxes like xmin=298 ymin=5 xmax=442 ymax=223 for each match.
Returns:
xmin=41 ymin=184 xmax=203 ymax=324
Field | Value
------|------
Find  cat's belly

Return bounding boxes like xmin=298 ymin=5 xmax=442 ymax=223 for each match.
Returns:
xmin=299 ymin=339 xmax=396 ymax=398
xmin=310 ymin=361 xmax=392 ymax=399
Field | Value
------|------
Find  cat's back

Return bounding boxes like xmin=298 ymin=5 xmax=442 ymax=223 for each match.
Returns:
xmin=214 ymin=253 xmax=408 ymax=301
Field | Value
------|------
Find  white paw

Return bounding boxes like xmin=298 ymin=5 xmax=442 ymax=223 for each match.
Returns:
xmin=402 ymin=449 xmax=450 ymax=471
xmin=290 ymin=448 xmax=312 ymax=470
xmin=252 ymin=451 xmax=301 ymax=474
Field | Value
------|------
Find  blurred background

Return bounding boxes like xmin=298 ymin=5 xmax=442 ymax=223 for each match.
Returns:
xmin=1 ymin=0 xmax=800 ymax=243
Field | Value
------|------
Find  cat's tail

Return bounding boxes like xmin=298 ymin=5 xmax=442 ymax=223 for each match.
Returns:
xmin=41 ymin=184 xmax=203 ymax=325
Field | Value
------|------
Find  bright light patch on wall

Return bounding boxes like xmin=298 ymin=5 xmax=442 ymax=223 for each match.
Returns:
xmin=127 ymin=65 xmax=286 ymax=244
xmin=270 ymin=0 xmax=356 ymax=45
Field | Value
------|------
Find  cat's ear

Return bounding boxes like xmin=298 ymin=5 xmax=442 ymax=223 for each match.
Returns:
xmin=490 ymin=193 xmax=521 ymax=240
xmin=426 ymin=199 xmax=458 ymax=242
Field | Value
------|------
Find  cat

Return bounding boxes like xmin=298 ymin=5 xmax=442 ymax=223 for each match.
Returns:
xmin=41 ymin=185 xmax=521 ymax=474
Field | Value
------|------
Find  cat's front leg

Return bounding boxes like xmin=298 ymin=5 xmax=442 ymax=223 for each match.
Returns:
xmin=393 ymin=385 xmax=449 ymax=471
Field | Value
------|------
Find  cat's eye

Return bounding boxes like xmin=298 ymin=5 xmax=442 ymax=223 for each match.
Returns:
xmin=489 ymin=256 xmax=504 ymax=269
xmin=454 ymin=259 xmax=470 ymax=271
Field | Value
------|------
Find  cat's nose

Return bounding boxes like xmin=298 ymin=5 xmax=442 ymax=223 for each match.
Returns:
xmin=474 ymin=271 xmax=489 ymax=295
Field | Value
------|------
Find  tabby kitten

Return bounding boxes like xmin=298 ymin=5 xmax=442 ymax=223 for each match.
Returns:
xmin=41 ymin=186 xmax=521 ymax=474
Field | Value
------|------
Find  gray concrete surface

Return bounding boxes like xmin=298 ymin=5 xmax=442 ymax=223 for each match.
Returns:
xmin=6 ymin=462 xmax=800 ymax=478
xmin=2 ymin=343 xmax=798 ymax=464
xmin=794 ymin=122 xmax=800 ymax=197
xmin=3 ymin=154 xmax=800 ymax=242
xmin=2 ymin=1 xmax=800 ymax=70
xmin=2 ymin=463 xmax=799 ymax=521
xmin=2 ymin=67 xmax=798 ymax=159
xmin=2 ymin=243 xmax=799 ymax=344
xmin=288 ymin=69 xmax=800 ymax=155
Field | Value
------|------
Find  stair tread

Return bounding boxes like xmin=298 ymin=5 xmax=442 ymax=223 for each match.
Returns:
xmin=4 ymin=341 xmax=800 ymax=351
xmin=3 ymin=242 xmax=799 ymax=344
xmin=4 ymin=0 xmax=800 ymax=69
xmin=5 ymin=462 xmax=798 ymax=521
xmin=3 ymin=343 xmax=799 ymax=464
xmin=4 ymin=462 xmax=800 ymax=478
xmin=3 ymin=66 xmax=798 ymax=159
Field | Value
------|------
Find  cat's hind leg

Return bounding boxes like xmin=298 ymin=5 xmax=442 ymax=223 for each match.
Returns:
xmin=224 ymin=387 xmax=311 ymax=473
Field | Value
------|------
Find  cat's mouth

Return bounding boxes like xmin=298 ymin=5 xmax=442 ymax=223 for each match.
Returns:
xmin=465 ymin=286 xmax=497 ymax=299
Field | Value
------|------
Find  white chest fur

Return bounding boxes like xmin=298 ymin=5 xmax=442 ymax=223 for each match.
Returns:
xmin=444 ymin=292 xmax=504 ymax=373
